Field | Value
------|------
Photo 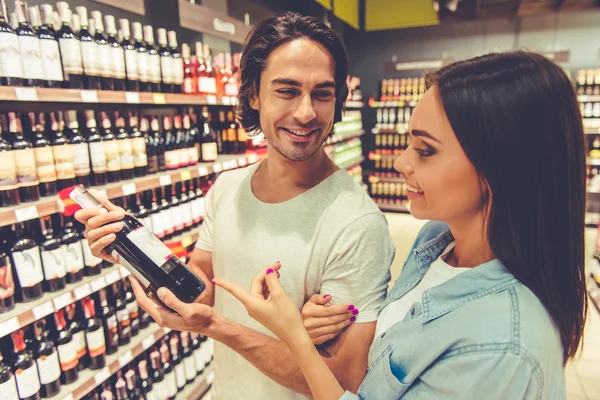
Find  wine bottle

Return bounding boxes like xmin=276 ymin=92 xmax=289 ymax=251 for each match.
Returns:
xmin=150 ymin=351 xmax=167 ymax=400
xmin=151 ymin=117 xmax=166 ymax=172
xmin=0 ymin=349 xmax=20 ymax=400
xmin=180 ymin=332 xmax=196 ymax=384
xmin=0 ymin=119 xmax=19 ymax=206
xmin=237 ymin=120 xmax=248 ymax=154
xmin=217 ymin=110 xmax=227 ymax=154
xmin=90 ymin=11 xmax=113 ymax=91
xmin=85 ymin=110 xmax=107 ymax=186
xmin=174 ymin=115 xmax=190 ymax=168
xmin=168 ymin=31 xmax=183 ymax=93
xmin=11 ymin=329 xmax=42 ymax=400
xmin=179 ymin=181 xmax=193 ymax=230
xmin=48 ymin=112 xmax=76 ymax=191
xmin=14 ymin=1 xmax=44 ymax=87
xmin=143 ymin=25 xmax=161 ymax=92
xmin=39 ymin=216 xmax=67 ymax=292
xmin=160 ymin=344 xmax=177 ymax=400
xmin=53 ymin=309 xmax=79 ymax=384
xmin=58 ymin=214 xmax=84 ymax=283
xmin=160 ymin=186 xmax=174 ymax=240
xmin=186 ymin=179 xmax=199 ymax=228
xmin=142 ymin=118 xmax=157 ymax=175
xmin=123 ymin=278 xmax=140 ymax=337
xmin=163 ymin=116 xmax=177 ymax=170
xmin=115 ymin=114 xmax=134 ymax=180
xmin=31 ymin=320 xmax=61 ymax=398
xmin=129 ymin=112 xmax=147 ymax=177
xmin=83 ymin=298 xmax=107 ymax=370
xmin=119 ymin=18 xmax=139 ymax=92
xmin=182 ymin=43 xmax=195 ymax=94
xmin=97 ymin=288 xmax=119 ymax=355
xmin=9 ymin=112 xmax=40 ymax=202
xmin=28 ymin=113 xmax=57 ymax=198
xmin=65 ymin=302 xmax=86 ymax=371
xmin=190 ymin=333 xmax=204 ymax=373
xmin=34 ymin=5 xmax=64 ymax=88
xmin=0 ymin=3 xmax=24 ymax=86
xmin=132 ymin=192 xmax=152 ymax=232
xmin=170 ymin=336 xmax=186 ymax=391
xmin=0 ymin=227 xmax=16 ymax=313
xmin=64 ymin=110 xmax=91 ymax=187
xmin=111 ymin=281 xmax=131 ymax=345
xmin=149 ymin=189 xmax=165 ymax=239
xmin=76 ymin=6 xmax=100 ymax=90
xmin=100 ymin=112 xmax=121 ymax=183
xmin=199 ymin=107 xmax=218 ymax=162
xmin=184 ymin=113 xmax=199 ymax=166
xmin=125 ymin=369 xmax=142 ymax=400
xmin=115 ymin=377 xmax=127 ymax=400
xmin=10 ymin=221 xmax=44 ymax=302
xmin=157 ymin=28 xmax=173 ymax=93
xmin=56 ymin=2 xmax=83 ymax=89
xmin=138 ymin=360 xmax=154 ymax=399
xmin=132 ymin=22 xmax=149 ymax=92
xmin=200 ymin=43 xmax=216 ymax=96
xmin=227 ymin=110 xmax=238 ymax=154
xmin=70 ymin=186 xmax=207 ymax=303
xmin=101 ymin=389 xmax=114 ymax=400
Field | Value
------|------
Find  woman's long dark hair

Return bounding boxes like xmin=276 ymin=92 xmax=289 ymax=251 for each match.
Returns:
xmin=428 ymin=51 xmax=587 ymax=364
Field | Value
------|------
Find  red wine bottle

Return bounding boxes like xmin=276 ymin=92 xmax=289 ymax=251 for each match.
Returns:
xmin=115 ymin=114 xmax=134 ymax=181
xmin=70 ymin=186 xmax=206 ymax=304
xmin=190 ymin=333 xmax=204 ymax=374
xmin=56 ymin=3 xmax=84 ymax=89
xmin=14 ymin=1 xmax=44 ymax=88
xmin=10 ymin=221 xmax=44 ymax=302
xmin=37 ymin=5 xmax=64 ymax=89
xmin=91 ymin=11 xmax=113 ymax=91
xmin=31 ymin=320 xmax=61 ymax=398
xmin=142 ymin=119 xmax=157 ymax=175
xmin=143 ymin=26 xmax=161 ymax=93
xmin=132 ymin=22 xmax=150 ymax=93
xmin=53 ymin=309 xmax=79 ymax=384
xmin=83 ymin=298 xmax=107 ymax=370
xmin=0 ymin=226 xmax=16 ymax=313
xmin=9 ymin=112 xmax=41 ymax=203
xmin=85 ymin=111 xmax=107 ymax=186
xmin=48 ymin=112 xmax=76 ymax=191
xmin=125 ymin=369 xmax=143 ymax=400
xmin=169 ymin=184 xmax=184 ymax=235
xmin=111 ymin=281 xmax=131 ymax=345
xmin=58 ymin=215 xmax=84 ymax=283
xmin=0 ymin=349 xmax=20 ymax=400
xmin=100 ymin=112 xmax=121 ymax=184
xmin=132 ymin=192 xmax=152 ymax=233
xmin=29 ymin=113 xmax=57 ymax=198
xmin=0 ymin=120 xmax=20 ymax=206
xmin=119 ymin=19 xmax=139 ymax=92
xmin=149 ymin=189 xmax=164 ymax=239
xmin=170 ymin=336 xmax=185 ymax=391
xmin=0 ymin=6 xmax=24 ymax=87
xmin=160 ymin=186 xmax=174 ymax=240
xmin=174 ymin=116 xmax=190 ymax=168
xmin=12 ymin=329 xmax=42 ymax=400
xmin=104 ymin=15 xmax=125 ymax=91
xmin=151 ymin=118 xmax=166 ymax=172
xmin=97 ymin=288 xmax=119 ymax=355
xmin=163 ymin=116 xmax=178 ymax=170
xmin=179 ymin=181 xmax=193 ymax=230
xmin=138 ymin=360 xmax=154 ymax=399
xmin=160 ymin=344 xmax=177 ymax=400
xmin=180 ymin=332 xmax=196 ymax=384
xmin=39 ymin=216 xmax=67 ymax=292
xmin=157 ymin=28 xmax=173 ymax=94
xmin=65 ymin=303 xmax=86 ymax=371
xmin=168 ymin=31 xmax=183 ymax=94
xmin=115 ymin=377 xmax=128 ymax=400
xmin=80 ymin=219 xmax=103 ymax=276
xmin=184 ymin=114 xmax=199 ymax=166
xmin=65 ymin=110 xmax=91 ymax=188
xmin=123 ymin=278 xmax=140 ymax=337
xmin=129 ymin=113 xmax=147 ymax=178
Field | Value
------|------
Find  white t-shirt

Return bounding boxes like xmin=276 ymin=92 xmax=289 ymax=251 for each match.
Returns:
xmin=375 ymin=242 xmax=469 ymax=337
xmin=196 ymin=161 xmax=395 ymax=400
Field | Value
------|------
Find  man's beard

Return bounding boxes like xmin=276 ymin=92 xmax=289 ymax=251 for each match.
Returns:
xmin=267 ymin=132 xmax=330 ymax=162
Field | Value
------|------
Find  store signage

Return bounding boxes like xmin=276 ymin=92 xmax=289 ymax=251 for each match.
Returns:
xmin=214 ymin=18 xmax=236 ymax=35
xmin=385 ymin=59 xmax=444 ymax=73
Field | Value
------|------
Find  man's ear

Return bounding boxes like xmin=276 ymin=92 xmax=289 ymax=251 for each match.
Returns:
xmin=249 ymin=87 xmax=259 ymax=111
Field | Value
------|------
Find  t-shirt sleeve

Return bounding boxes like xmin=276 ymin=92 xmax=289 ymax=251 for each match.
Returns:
xmin=195 ymin=181 xmax=217 ymax=252
xmin=320 ymin=213 xmax=395 ymax=323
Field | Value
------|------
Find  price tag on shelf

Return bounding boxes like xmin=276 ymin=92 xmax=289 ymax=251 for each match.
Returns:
xmin=142 ymin=335 xmax=156 ymax=350
xmin=159 ymin=174 xmax=172 ymax=186
xmin=0 ymin=317 xmax=20 ymax=338
xmin=163 ymin=327 xmax=171 ymax=334
xmin=80 ymin=90 xmax=99 ymax=103
xmin=206 ymin=95 xmax=217 ymax=105
xmin=206 ymin=370 xmax=215 ymax=385
xmin=125 ymin=92 xmax=140 ymax=104
xmin=212 ymin=163 xmax=222 ymax=173
xmin=120 ymin=266 xmax=130 ymax=278
xmin=182 ymin=235 xmax=193 ymax=248
xmin=15 ymin=87 xmax=38 ymax=101
xmin=62 ymin=394 xmax=73 ymax=400
xmin=33 ymin=301 xmax=55 ymax=320
xmin=248 ymin=154 xmax=258 ymax=164
xmin=222 ymin=96 xmax=231 ymax=105
xmin=153 ymin=93 xmax=166 ymax=104
xmin=53 ymin=292 xmax=74 ymax=310
xmin=94 ymin=367 xmax=111 ymax=385
xmin=14 ymin=205 xmax=39 ymax=222
xmin=237 ymin=157 xmax=247 ymax=167
xmin=118 ymin=350 xmax=133 ymax=367
xmin=368 ymin=176 xmax=380 ymax=183
xmin=73 ymin=283 xmax=92 ymax=300
xmin=121 ymin=182 xmax=137 ymax=196
xmin=198 ymin=166 xmax=209 ymax=177
xmin=180 ymin=170 xmax=192 ymax=181
xmin=106 ymin=270 xmax=122 ymax=285
xmin=91 ymin=276 xmax=108 ymax=292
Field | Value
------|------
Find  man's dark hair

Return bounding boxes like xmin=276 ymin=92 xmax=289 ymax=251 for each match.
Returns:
xmin=236 ymin=12 xmax=349 ymax=134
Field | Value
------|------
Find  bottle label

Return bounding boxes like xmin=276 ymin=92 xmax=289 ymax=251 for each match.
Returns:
xmin=14 ymin=148 xmax=39 ymax=187
xmin=0 ymin=150 xmax=18 ymax=190
xmin=40 ymin=40 xmax=64 ymax=82
xmin=126 ymin=299 xmax=139 ymax=319
xmin=132 ymin=138 xmax=148 ymax=167
xmin=37 ymin=351 xmax=61 ymax=384
xmin=184 ymin=356 xmax=196 ymax=381
xmin=118 ymin=139 xmax=134 ymax=169
xmin=86 ymin=327 xmax=106 ymax=357
xmin=188 ymin=146 xmax=199 ymax=165
xmin=106 ymin=314 xmax=119 ymax=346
xmin=57 ymin=340 xmax=78 ymax=371
xmin=171 ymin=205 xmax=184 ymax=230
xmin=141 ymin=216 xmax=153 ymax=233
xmin=194 ymin=348 xmax=204 ymax=371
xmin=148 ymin=155 xmax=158 ymax=174
xmin=0 ymin=32 xmax=24 ymax=78
xmin=80 ymin=41 xmax=100 ymax=76
xmin=116 ymin=308 xmax=130 ymax=324
xmin=183 ymin=78 xmax=194 ymax=94
xmin=175 ymin=363 xmax=186 ymax=388
xmin=150 ymin=213 xmax=164 ymax=237
xmin=191 ymin=199 xmax=201 ymax=223
xmin=228 ymin=128 xmax=237 ymax=142
xmin=59 ymin=38 xmax=83 ymax=74
xmin=162 ymin=209 xmax=174 ymax=234
xmin=89 ymin=142 xmax=108 ymax=173
xmin=153 ymin=379 xmax=167 ymax=400
xmin=97 ymin=44 xmax=113 ymax=78
xmin=41 ymin=247 xmax=67 ymax=280
xmin=0 ymin=256 xmax=15 ymax=300
xmin=82 ymin=238 xmax=103 ymax=267
xmin=18 ymin=36 xmax=44 ymax=79
xmin=126 ymin=226 xmax=176 ymax=272
xmin=238 ymin=128 xmax=247 ymax=142
xmin=160 ymin=57 xmax=173 ymax=84
xmin=150 ymin=55 xmax=161 ymax=83
xmin=173 ymin=57 xmax=184 ymax=84
xmin=15 ymin=363 xmax=41 ymax=398
xmin=72 ymin=143 xmax=91 ymax=176
xmin=164 ymin=150 xmax=179 ymax=169
xmin=201 ymin=142 xmax=218 ymax=162
xmin=178 ymin=148 xmax=190 ymax=166
xmin=0 ymin=375 xmax=19 ymax=399
xmin=112 ymin=47 xmax=126 ymax=79
xmin=124 ymin=49 xmax=139 ymax=80
xmin=166 ymin=372 xmax=177 ymax=397
xmin=13 ymin=247 xmax=44 ymax=287
xmin=225 ymin=82 xmax=238 ymax=97
xmin=34 ymin=146 xmax=58 ymax=183
xmin=137 ymin=51 xmax=150 ymax=82
xmin=73 ymin=330 xmax=86 ymax=358
xmin=104 ymin=140 xmax=121 ymax=172
xmin=198 ymin=77 xmax=217 ymax=94
xmin=53 ymin=145 xmax=76 ymax=180
xmin=65 ymin=242 xmax=84 ymax=274
xmin=182 ymin=203 xmax=193 ymax=227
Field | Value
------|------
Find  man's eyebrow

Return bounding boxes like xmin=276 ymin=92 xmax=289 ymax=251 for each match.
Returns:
xmin=271 ymin=78 xmax=336 ymax=90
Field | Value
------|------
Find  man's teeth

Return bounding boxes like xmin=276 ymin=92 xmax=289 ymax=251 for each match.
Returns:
xmin=286 ymin=128 xmax=315 ymax=136
xmin=407 ymin=185 xmax=423 ymax=194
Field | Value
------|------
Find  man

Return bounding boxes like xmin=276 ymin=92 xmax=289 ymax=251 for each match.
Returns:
xmin=77 ymin=12 xmax=395 ymax=399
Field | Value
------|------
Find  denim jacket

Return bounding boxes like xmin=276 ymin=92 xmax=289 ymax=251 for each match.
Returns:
xmin=340 ymin=221 xmax=566 ymax=400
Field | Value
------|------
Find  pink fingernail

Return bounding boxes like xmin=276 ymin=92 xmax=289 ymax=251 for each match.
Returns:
xmin=348 ymin=305 xmax=355 ymax=311
xmin=353 ymin=309 xmax=359 ymax=315
xmin=211 ymin=279 xmax=216 ymax=284
xmin=351 ymin=316 xmax=356 ymax=322
xmin=266 ymin=268 xmax=274 ymax=275
xmin=323 ymin=294 xmax=330 ymax=299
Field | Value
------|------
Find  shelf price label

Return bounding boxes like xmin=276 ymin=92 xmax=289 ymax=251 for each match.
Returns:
xmin=73 ymin=283 xmax=92 ymax=300
xmin=94 ymin=367 xmax=111 ymax=385
xmin=237 ymin=157 xmax=247 ymax=167
xmin=180 ymin=170 xmax=192 ymax=181
xmin=106 ymin=270 xmax=122 ymax=285
xmin=62 ymin=394 xmax=74 ymax=400
xmin=0 ymin=317 xmax=20 ymax=338
xmin=80 ymin=90 xmax=99 ymax=103
xmin=14 ymin=205 xmax=39 ymax=222
xmin=142 ymin=335 xmax=156 ymax=350
xmin=91 ymin=276 xmax=108 ymax=292
xmin=53 ymin=292 xmax=74 ymax=310
xmin=212 ymin=163 xmax=222 ymax=173
xmin=14 ymin=87 xmax=38 ymax=101
xmin=121 ymin=182 xmax=137 ymax=196
xmin=222 ymin=96 xmax=231 ymax=105
xmin=206 ymin=95 xmax=217 ymax=105
xmin=153 ymin=93 xmax=166 ymax=104
xmin=118 ymin=350 xmax=133 ymax=367
xmin=32 ymin=301 xmax=55 ymax=320
xmin=159 ymin=174 xmax=172 ymax=186
xmin=248 ymin=154 xmax=258 ymax=164
xmin=125 ymin=92 xmax=141 ymax=104
xmin=198 ymin=166 xmax=209 ymax=177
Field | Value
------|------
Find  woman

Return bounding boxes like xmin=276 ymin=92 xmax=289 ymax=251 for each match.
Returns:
xmin=214 ymin=51 xmax=587 ymax=399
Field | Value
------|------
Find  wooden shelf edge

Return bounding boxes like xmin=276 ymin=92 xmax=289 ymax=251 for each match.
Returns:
xmin=367 ymin=175 xmax=405 ymax=184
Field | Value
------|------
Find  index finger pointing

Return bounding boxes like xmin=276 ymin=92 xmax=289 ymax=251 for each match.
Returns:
xmin=213 ymin=278 xmax=255 ymax=307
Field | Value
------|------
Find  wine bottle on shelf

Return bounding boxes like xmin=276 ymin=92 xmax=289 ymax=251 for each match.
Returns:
xmin=29 ymin=5 xmax=63 ymax=88
xmin=149 ymin=189 xmax=165 ymax=239
xmin=115 ymin=114 xmax=134 ymax=180
xmin=80 ymin=217 xmax=102 ymax=276
xmin=58 ymin=214 xmax=84 ymax=283
xmin=89 ymin=11 xmax=113 ymax=91
xmin=203 ymin=43 xmax=216 ymax=95
xmin=125 ymin=369 xmax=143 ymax=400
xmin=11 ymin=329 xmax=42 ymax=400
xmin=0 ymin=3 xmax=24 ymax=86
xmin=184 ymin=113 xmax=199 ymax=166
xmin=69 ymin=186 xmax=207 ymax=304
xmin=143 ymin=25 xmax=161 ymax=92
xmin=227 ymin=110 xmax=238 ymax=154
xmin=100 ymin=112 xmax=122 ymax=183
xmin=138 ymin=360 xmax=154 ymax=399
xmin=31 ymin=319 xmax=61 ymax=398
xmin=157 ymin=28 xmax=173 ymax=93
xmin=111 ymin=280 xmax=131 ymax=346
xmin=195 ymin=42 xmax=207 ymax=95
xmin=170 ymin=184 xmax=184 ymax=235
xmin=163 ymin=115 xmax=177 ymax=170
xmin=53 ymin=309 xmax=79 ymax=385
xmin=65 ymin=302 xmax=86 ymax=371
xmin=190 ymin=333 xmax=204 ymax=373
xmin=97 ymin=288 xmax=119 ymax=355
xmin=237 ymin=118 xmax=248 ymax=154
xmin=160 ymin=186 xmax=174 ymax=240
xmin=132 ymin=22 xmax=149 ymax=92
xmin=119 ymin=18 xmax=139 ymax=92
xmin=200 ymin=107 xmax=218 ymax=162
xmin=65 ymin=110 xmax=91 ymax=187
xmin=10 ymin=221 xmax=44 ymax=302
xmin=48 ymin=112 xmax=76 ymax=191
xmin=218 ymin=110 xmax=227 ymax=154
xmin=139 ymin=304 xmax=153 ymax=330
xmin=142 ymin=118 xmax=157 ymax=175
xmin=132 ymin=192 xmax=152 ymax=231
xmin=182 ymin=43 xmax=195 ymax=94
xmin=39 ymin=215 xmax=67 ymax=292
xmin=103 ymin=15 xmax=125 ymax=91
xmin=85 ymin=110 xmax=107 ymax=186
xmin=151 ymin=117 xmax=166 ymax=172
xmin=168 ymin=31 xmax=183 ymax=93
xmin=83 ymin=297 xmax=107 ymax=370
xmin=180 ymin=332 xmax=196 ymax=384
xmin=9 ymin=112 xmax=40 ymax=202
xmin=129 ymin=112 xmax=147 ymax=177
xmin=170 ymin=336 xmax=185 ymax=391
xmin=29 ymin=113 xmax=57 ymax=197
xmin=174 ymin=115 xmax=190 ymax=168
xmin=0 ymin=348 xmax=20 ymax=400
xmin=195 ymin=177 xmax=206 ymax=225
xmin=186 ymin=179 xmax=199 ymax=228
xmin=123 ymin=278 xmax=140 ymax=337
xmin=114 ymin=377 xmax=128 ymax=400
xmin=160 ymin=344 xmax=177 ymax=400
xmin=179 ymin=181 xmax=193 ymax=230
xmin=76 ymin=6 xmax=100 ymax=90
xmin=56 ymin=2 xmax=83 ymax=89
xmin=14 ymin=1 xmax=44 ymax=87
xmin=0 ymin=119 xmax=19 ymax=206
xmin=0 ymin=227 xmax=16 ymax=313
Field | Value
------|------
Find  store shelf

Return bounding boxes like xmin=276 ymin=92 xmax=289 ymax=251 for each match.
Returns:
xmin=377 ymin=202 xmax=410 ymax=213
xmin=368 ymin=175 xmax=405 ymax=184
xmin=369 ymin=99 xmax=419 ymax=108
xmin=56 ymin=324 xmax=170 ymax=400
xmin=588 ymin=159 xmax=600 ymax=166
xmin=0 ymin=153 xmax=262 ymax=228
xmin=338 ymin=156 xmax=365 ymax=171
xmin=368 ymin=152 xmax=402 ymax=160
xmin=579 ymin=95 xmax=600 ymax=102
xmin=585 ymin=212 xmax=600 ymax=227
xmin=328 ymin=130 xmax=365 ymax=145
xmin=587 ymin=277 xmax=600 ymax=314
xmin=178 ymin=365 xmax=215 ymax=400
xmin=345 ymin=100 xmax=364 ymax=109
xmin=0 ymin=87 xmax=237 ymax=107
xmin=587 ymin=187 xmax=600 ymax=194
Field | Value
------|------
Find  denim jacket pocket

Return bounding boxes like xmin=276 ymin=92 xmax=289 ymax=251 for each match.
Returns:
xmin=358 ymin=346 xmax=411 ymax=399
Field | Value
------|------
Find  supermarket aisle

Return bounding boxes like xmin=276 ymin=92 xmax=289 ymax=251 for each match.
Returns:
xmin=384 ymin=213 xmax=600 ymax=400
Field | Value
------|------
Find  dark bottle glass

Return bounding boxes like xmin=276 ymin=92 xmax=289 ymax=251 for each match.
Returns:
xmin=132 ymin=22 xmax=150 ymax=92
xmin=179 ymin=181 xmax=193 ymax=230
xmin=187 ymin=179 xmax=199 ymax=228
xmin=0 ymin=120 xmax=20 ymax=206
xmin=0 ymin=227 xmax=16 ymax=313
xmin=199 ymin=107 xmax=218 ymax=162
xmin=132 ymin=192 xmax=152 ymax=233
xmin=115 ymin=377 xmax=128 ymax=400
xmin=156 ymin=28 xmax=173 ymax=93
xmin=104 ymin=15 xmax=125 ymax=91
xmin=83 ymin=298 xmax=107 ymax=370
xmin=79 ymin=217 xmax=102 ymax=276
xmin=65 ymin=302 xmax=87 ymax=371
xmin=190 ymin=333 xmax=204 ymax=373
xmin=31 ymin=320 xmax=61 ymax=398
xmin=48 ymin=112 xmax=76 ymax=191
xmin=174 ymin=116 xmax=189 ymax=168
xmin=129 ymin=113 xmax=147 ymax=177
xmin=75 ymin=6 xmax=101 ymax=90
xmin=143 ymin=25 xmax=160 ymax=93
xmin=14 ymin=2 xmax=43 ymax=88
xmin=226 ymin=110 xmax=238 ymax=154
xmin=111 ymin=281 xmax=131 ymax=345
xmin=163 ymin=116 xmax=177 ymax=170
xmin=0 ymin=5 xmax=24 ymax=86
xmin=218 ymin=110 xmax=228 ymax=154
xmin=100 ymin=112 xmax=121 ymax=183
xmin=56 ymin=3 xmax=84 ymax=89
xmin=85 ymin=111 xmax=107 ymax=186
xmin=151 ymin=118 xmax=166 ymax=172
xmin=149 ymin=351 xmax=166 ymax=400
xmin=11 ymin=329 xmax=42 ymax=400
xmin=119 ymin=18 xmax=139 ymax=92
xmin=168 ymin=31 xmax=183 ymax=94
xmin=0 ymin=348 xmax=20 ymax=399
xmin=160 ymin=344 xmax=177 ymax=400
xmin=91 ymin=11 xmax=113 ymax=91
xmin=10 ymin=221 xmax=44 ymax=302
xmin=53 ymin=309 xmax=79 ymax=384
xmin=115 ymin=114 xmax=134 ymax=180
xmin=139 ymin=306 xmax=153 ymax=330
xmin=125 ymin=369 xmax=143 ymax=400
xmin=180 ymin=332 xmax=196 ymax=384
xmin=184 ymin=114 xmax=199 ymax=166
xmin=142 ymin=118 xmax=157 ymax=175
xmin=138 ymin=360 xmax=154 ymax=399
xmin=8 ymin=112 xmax=41 ymax=202
xmin=160 ymin=186 xmax=174 ymax=240
xmin=38 ymin=216 xmax=67 ymax=292
xmin=122 ymin=278 xmax=140 ymax=337
xmin=65 ymin=110 xmax=91 ymax=187
xmin=170 ymin=336 xmax=186 ymax=391
xmin=29 ymin=113 xmax=57 ymax=197
xmin=169 ymin=184 xmax=183 ymax=234
xmin=57 ymin=214 xmax=84 ymax=283
xmin=149 ymin=189 xmax=164 ymax=239
xmin=97 ymin=288 xmax=119 ymax=355
xmin=36 ymin=5 xmax=64 ymax=88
